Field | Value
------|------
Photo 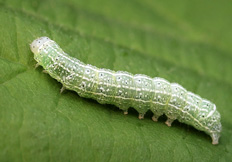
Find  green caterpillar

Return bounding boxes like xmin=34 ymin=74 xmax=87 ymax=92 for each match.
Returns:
xmin=30 ymin=37 xmax=222 ymax=145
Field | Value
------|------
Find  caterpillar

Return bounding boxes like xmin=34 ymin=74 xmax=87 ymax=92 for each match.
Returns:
xmin=30 ymin=37 xmax=222 ymax=145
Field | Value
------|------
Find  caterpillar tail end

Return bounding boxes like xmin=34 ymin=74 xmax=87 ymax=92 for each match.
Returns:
xmin=211 ymin=133 xmax=220 ymax=145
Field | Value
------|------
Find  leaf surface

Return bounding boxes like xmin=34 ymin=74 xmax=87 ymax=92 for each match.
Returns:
xmin=0 ymin=0 xmax=232 ymax=161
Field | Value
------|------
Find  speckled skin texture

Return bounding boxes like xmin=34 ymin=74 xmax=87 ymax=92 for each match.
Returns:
xmin=30 ymin=37 xmax=222 ymax=145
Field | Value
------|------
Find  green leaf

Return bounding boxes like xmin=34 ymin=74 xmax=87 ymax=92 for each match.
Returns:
xmin=0 ymin=0 xmax=231 ymax=161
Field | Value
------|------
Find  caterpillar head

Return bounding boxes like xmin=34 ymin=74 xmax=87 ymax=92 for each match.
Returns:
xmin=30 ymin=37 xmax=52 ymax=65
xmin=30 ymin=37 xmax=51 ymax=54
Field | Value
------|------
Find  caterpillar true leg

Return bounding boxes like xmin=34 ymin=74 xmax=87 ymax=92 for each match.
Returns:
xmin=42 ymin=70 xmax=48 ymax=74
xmin=35 ymin=63 xmax=40 ymax=69
xmin=60 ymin=86 xmax=66 ymax=94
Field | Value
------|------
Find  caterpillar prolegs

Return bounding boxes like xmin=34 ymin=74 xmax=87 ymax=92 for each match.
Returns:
xmin=30 ymin=37 xmax=222 ymax=145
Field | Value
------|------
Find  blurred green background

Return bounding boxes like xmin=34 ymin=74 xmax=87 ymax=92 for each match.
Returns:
xmin=0 ymin=0 xmax=231 ymax=161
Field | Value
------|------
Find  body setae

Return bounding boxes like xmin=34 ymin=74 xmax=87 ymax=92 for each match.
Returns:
xmin=30 ymin=37 xmax=222 ymax=145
